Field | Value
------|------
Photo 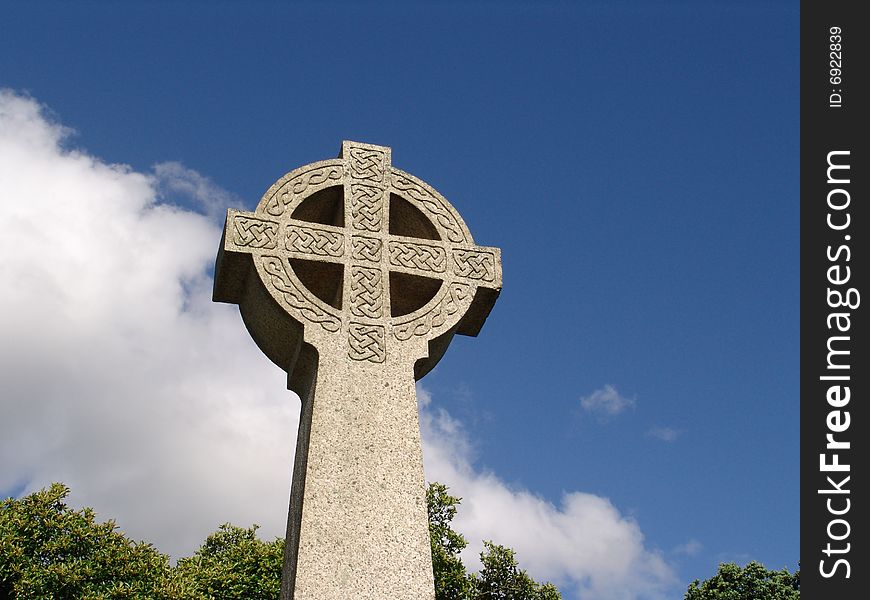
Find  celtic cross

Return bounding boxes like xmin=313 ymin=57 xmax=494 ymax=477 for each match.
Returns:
xmin=213 ymin=141 xmax=501 ymax=599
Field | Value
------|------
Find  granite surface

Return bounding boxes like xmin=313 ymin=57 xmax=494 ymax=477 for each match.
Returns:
xmin=213 ymin=141 xmax=502 ymax=599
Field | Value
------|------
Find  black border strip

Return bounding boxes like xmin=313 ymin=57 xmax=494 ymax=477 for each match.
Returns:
xmin=801 ymin=1 xmax=867 ymax=597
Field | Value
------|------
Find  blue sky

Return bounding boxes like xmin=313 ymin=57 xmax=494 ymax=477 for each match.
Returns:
xmin=1 ymin=1 xmax=798 ymax=598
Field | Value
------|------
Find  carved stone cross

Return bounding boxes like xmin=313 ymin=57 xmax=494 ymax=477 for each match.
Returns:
xmin=213 ymin=141 xmax=502 ymax=599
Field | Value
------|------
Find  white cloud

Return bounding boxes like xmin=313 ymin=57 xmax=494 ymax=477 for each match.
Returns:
xmin=579 ymin=384 xmax=636 ymax=419
xmin=0 ymin=90 xmax=679 ymax=599
xmin=647 ymin=425 xmax=681 ymax=442
xmin=0 ymin=89 xmax=296 ymax=557
xmin=422 ymin=384 xmax=678 ymax=600
xmin=673 ymin=540 xmax=703 ymax=557
xmin=153 ymin=160 xmax=240 ymax=220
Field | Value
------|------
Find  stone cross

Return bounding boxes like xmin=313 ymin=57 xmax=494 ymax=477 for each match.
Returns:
xmin=213 ymin=141 xmax=502 ymax=599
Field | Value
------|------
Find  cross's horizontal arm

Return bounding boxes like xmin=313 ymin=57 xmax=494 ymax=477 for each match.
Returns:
xmin=221 ymin=210 xmax=501 ymax=290
xmin=221 ymin=209 xmax=346 ymax=265
xmin=385 ymin=234 xmax=501 ymax=289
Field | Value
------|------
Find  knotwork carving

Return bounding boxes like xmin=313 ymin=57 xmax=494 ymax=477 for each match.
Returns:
xmin=452 ymin=249 xmax=496 ymax=282
xmin=388 ymin=241 xmax=446 ymax=273
xmin=348 ymin=322 xmax=386 ymax=363
xmin=261 ymin=256 xmax=341 ymax=332
xmin=393 ymin=283 xmax=471 ymax=341
xmin=286 ymin=225 xmax=344 ymax=257
xmin=350 ymin=184 xmax=384 ymax=232
xmin=349 ymin=148 xmax=385 ymax=183
xmin=264 ymin=166 xmax=343 ymax=217
xmin=214 ymin=143 xmax=503 ymax=600
xmin=219 ymin=142 xmax=500 ymax=372
xmin=350 ymin=266 xmax=383 ymax=319
xmin=351 ymin=236 xmax=382 ymax=262
xmin=232 ymin=216 xmax=279 ymax=249
xmin=391 ymin=174 xmax=466 ymax=243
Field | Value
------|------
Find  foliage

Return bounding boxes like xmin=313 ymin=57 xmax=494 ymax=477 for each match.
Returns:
xmin=474 ymin=541 xmax=562 ymax=600
xmin=3 ymin=483 xmax=804 ymax=600
xmin=175 ymin=524 xmax=283 ymax=599
xmin=0 ymin=483 xmax=196 ymax=599
xmin=685 ymin=561 xmax=800 ymax=600
xmin=426 ymin=482 xmax=561 ymax=600
xmin=427 ymin=482 xmax=476 ymax=600
xmin=2 ymin=482 xmax=559 ymax=599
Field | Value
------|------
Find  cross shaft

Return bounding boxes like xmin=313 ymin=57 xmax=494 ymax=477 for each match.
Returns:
xmin=213 ymin=141 xmax=501 ymax=599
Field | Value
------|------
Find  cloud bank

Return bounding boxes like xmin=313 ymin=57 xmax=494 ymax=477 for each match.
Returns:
xmin=420 ymin=389 xmax=676 ymax=599
xmin=0 ymin=89 xmax=296 ymax=557
xmin=0 ymin=90 xmax=677 ymax=600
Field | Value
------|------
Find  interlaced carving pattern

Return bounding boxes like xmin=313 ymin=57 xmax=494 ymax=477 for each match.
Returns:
xmin=350 ymin=267 xmax=383 ymax=319
xmin=349 ymin=149 xmax=385 ymax=182
xmin=262 ymin=256 xmax=341 ymax=332
xmin=388 ymin=241 xmax=446 ymax=273
xmin=453 ymin=249 xmax=495 ymax=282
xmin=351 ymin=237 xmax=382 ymax=262
xmin=348 ymin=323 xmax=385 ymax=363
xmin=232 ymin=145 xmax=497 ymax=352
xmin=391 ymin=174 xmax=466 ymax=243
xmin=232 ymin=216 xmax=278 ymax=249
xmin=265 ymin=166 xmax=343 ymax=217
xmin=350 ymin=185 xmax=384 ymax=232
xmin=286 ymin=225 xmax=344 ymax=257
xmin=393 ymin=283 xmax=471 ymax=341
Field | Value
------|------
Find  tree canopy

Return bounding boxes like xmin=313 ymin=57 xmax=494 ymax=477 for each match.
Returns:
xmin=174 ymin=524 xmax=283 ymax=599
xmin=0 ymin=483 xmax=186 ymax=599
xmin=2 ymin=482 xmax=559 ymax=599
xmin=426 ymin=482 xmax=561 ymax=600
xmin=3 ymin=483 xmax=800 ymax=600
xmin=685 ymin=561 xmax=799 ymax=600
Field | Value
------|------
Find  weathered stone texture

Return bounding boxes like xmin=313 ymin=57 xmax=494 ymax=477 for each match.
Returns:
xmin=213 ymin=141 xmax=501 ymax=599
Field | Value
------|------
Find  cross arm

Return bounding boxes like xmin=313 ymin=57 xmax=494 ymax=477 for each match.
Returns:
xmin=452 ymin=244 xmax=502 ymax=337
xmin=213 ymin=209 xmax=347 ymax=304
xmin=213 ymin=210 xmax=273 ymax=304
xmin=386 ymin=235 xmax=502 ymax=290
